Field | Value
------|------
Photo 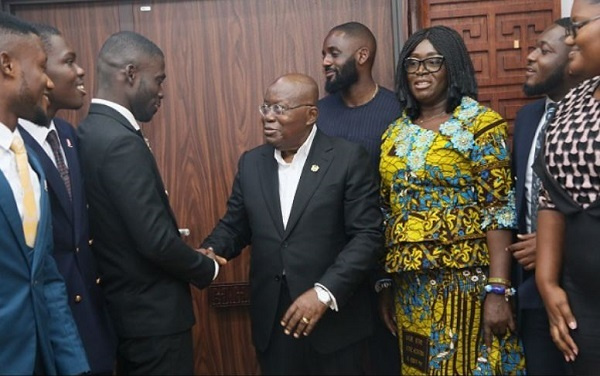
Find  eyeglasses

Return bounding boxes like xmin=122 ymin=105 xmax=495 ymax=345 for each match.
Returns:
xmin=403 ymin=56 xmax=445 ymax=74
xmin=567 ymin=14 xmax=600 ymax=38
xmin=259 ymin=103 xmax=314 ymax=117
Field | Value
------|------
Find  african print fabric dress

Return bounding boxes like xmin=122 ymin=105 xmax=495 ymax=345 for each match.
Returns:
xmin=380 ymin=96 xmax=526 ymax=375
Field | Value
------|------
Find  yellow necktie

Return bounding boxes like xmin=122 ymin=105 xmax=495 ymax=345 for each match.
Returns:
xmin=10 ymin=134 xmax=38 ymax=247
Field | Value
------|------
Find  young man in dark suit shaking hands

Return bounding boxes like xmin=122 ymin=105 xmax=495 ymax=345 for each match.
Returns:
xmin=77 ymin=31 xmax=223 ymax=375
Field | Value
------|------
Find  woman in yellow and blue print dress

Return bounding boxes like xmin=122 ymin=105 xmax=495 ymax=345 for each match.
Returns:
xmin=378 ymin=26 xmax=526 ymax=375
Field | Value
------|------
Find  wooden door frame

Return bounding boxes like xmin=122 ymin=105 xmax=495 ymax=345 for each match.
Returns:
xmin=1 ymin=0 xmax=407 ymax=66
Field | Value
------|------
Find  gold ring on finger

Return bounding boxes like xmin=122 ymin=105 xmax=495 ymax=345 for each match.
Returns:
xmin=301 ymin=317 xmax=311 ymax=324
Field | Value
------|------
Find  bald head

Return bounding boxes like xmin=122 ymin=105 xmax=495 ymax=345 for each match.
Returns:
xmin=261 ymin=73 xmax=319 ymax=157
xmin=267 ymin=73 xmax=319 ymax=106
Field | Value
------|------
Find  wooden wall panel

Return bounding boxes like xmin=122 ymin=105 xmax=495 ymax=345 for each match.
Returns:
xmin=10 ymin=1 xmax=122 ymax=127
xmin=9 ymin=0 xmax=398 ymax=374
xmin=417 ymin=0 xmax=560 ymax=134
xmin=131 ymin=1 xmax=396 ymax=374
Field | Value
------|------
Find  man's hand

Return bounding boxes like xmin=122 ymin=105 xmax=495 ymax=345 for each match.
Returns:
xmin=506 ymin=233 xmax=536 ymax=270
xmin=280 ymin=288 xmax=328 ymax=338
xmin=196 ymin=247 xmax=228 ymax=266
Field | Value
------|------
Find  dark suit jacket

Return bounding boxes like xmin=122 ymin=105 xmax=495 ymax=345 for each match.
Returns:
xmin=77 ymin=103 xmax=216 ymax=338
xmin=512 ymin=98 xmax=545 ymax=309
xmin=202 ymin=129 xmax=383 ymax=354
xmin=19 ymin=118 xmax=116 ymax=373
xmin=0 ymin=147 xmax=89 ymax=375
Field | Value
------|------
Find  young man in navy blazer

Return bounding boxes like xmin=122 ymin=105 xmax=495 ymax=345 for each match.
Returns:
xmin=18 ymin=24 xmax=117 ymax=375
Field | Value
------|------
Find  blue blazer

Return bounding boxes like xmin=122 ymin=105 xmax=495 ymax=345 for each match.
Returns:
xmin=20 ymin=118 xmax=116 ymax=374
xmin=0 ymin=145 xmax=89 ymax=375
xmin=512 ymin=98 xmax=545 ymax=309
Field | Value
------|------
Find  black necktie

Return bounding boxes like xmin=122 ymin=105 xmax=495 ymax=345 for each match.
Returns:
xmin=530 ymin=103 xmax=557 ymax=231
xmin=46 ymin=129 xmax=72 ymax=200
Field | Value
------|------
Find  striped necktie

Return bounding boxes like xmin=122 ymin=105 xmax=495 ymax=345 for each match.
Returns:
xmin=10 ymin=134 xmax=38 ymax=247
xmin=46 ymin=130 xmax=71 ymax=199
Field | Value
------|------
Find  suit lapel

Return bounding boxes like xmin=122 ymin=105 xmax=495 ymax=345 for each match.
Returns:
xmin=284 ymin=131 xmax=332 ymax=238
xmin=18 ymin=125 xmax=73 ymax=223
xmin=27 ymin=149 xmax=50 ymax=272
xmin=90 ymin=103 xmax=180 ymax=233
xmin=258 ymin=146 xmax=285 ymax=237
xmin=515 ymin=100 xmax=545 ymax=218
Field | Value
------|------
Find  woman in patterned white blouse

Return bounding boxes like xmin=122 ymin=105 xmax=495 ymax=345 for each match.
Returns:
xmin=535 ymin=0 xmax=600 ymax=373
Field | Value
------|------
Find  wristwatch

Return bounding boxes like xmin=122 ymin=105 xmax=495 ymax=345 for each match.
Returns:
xmin=314 ymin=286 xmax=332 ymax=307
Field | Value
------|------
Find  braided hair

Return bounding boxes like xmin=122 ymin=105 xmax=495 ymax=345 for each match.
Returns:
xmin=395 ymin=25 xmax=477 ymax=120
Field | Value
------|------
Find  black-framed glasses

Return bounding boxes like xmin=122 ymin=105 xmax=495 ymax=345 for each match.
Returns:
xmin=259 ymin=103 xmax=314 ymax=117
xmin=404 ymin=56 xmax=445 ymax=74
xmin=567 ymin=14 xmax=600 ymax=38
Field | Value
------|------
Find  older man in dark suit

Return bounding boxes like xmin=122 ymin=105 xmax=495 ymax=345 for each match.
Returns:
xmin=508 ymin=18 xmax=583 ymax=375
xmin=77 ymin=31 xmax=222 ymax=375
xmin=18 ymin=24 xmax=117 ymax=375
xmin=200 ymin=73 xmax=383 ymax=375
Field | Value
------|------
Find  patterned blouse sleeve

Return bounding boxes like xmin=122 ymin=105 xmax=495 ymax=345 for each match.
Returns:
xmin=470 ymin=109 xmax=517 ymax=231
xmin=379 ymin=124 xmax=395 ymax=226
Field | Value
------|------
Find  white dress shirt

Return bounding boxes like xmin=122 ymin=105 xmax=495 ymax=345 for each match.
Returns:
xmin=273 ymin=125 xmax=338 ymax=310
xmin=19 ymin=118 xmax=69 ymax=168
xmin=525 ymin=98 xmax=555 ymax=233
xmin=0 ymin=123 xmax=42 ymax=222
xmin=274 ymin=125 xmax=317 ymax=228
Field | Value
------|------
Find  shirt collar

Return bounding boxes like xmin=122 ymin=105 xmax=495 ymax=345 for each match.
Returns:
xmin=18 ymin=118 xmax=57 ymax=146
xmin=92 ymin=98 xmax=140 ymax=131
xmin=0 ymin=122 xmax=23 ymax=153
xmin=274 ymin=124 xmax=317 ymax=164
xmin=544 ymin=97 xmax=556 ymax=110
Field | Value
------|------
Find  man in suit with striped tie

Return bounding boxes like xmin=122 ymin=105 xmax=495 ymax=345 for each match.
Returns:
xmin=0 ymin=11 xmax=89 ymax=375
xmin=507 ymin=18 xmax=585 ymax=375
xmin=18 ymin=23 xmax=117 ymax=375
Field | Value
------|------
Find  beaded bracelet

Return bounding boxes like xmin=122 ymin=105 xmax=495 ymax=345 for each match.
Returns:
xmin=374 ymin=279 xmax=393 ymax=293
xmin=487 ymin=277 xmax=511 ymax=287
xmin=484 ymin=284 xmax=516 ymax=302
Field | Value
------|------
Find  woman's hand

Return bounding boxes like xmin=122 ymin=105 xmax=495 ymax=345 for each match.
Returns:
xmin=482 ymin=293 xmax=516 ymax=347
xmin=541 ymin=285 xmax=578 ymax=362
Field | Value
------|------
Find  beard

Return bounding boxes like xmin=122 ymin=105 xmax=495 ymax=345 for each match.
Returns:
xmin=19 ymin=75 xmax=50 ymax=126
xmin=523 ymin=62 xmax=567 ymax=97
xmin=325 ymin=57 xmax=359 ymax=94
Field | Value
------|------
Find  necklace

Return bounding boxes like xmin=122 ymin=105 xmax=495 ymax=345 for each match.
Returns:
xmin=369 ymin=84 xmax=379 ymax=101
xmin=347 ymin=84 xmax=379 ymax=108
xmin=416 ymin=110 xmax=447 ymax=124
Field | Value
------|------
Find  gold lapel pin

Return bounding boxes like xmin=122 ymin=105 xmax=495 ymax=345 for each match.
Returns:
xmin=310 ymin=164 xmax=319 ymax=172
